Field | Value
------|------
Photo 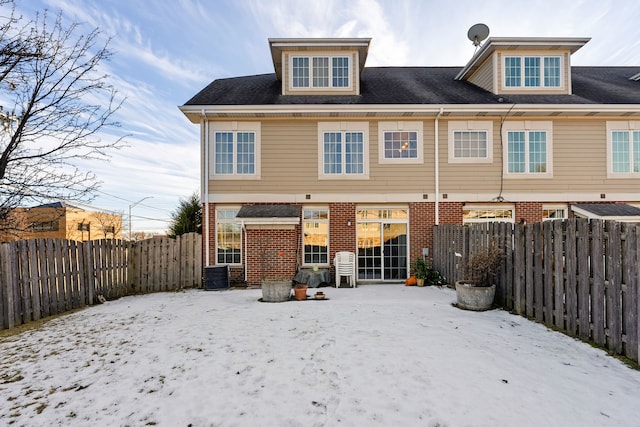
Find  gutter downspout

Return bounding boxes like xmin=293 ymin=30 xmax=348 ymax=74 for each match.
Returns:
xmin=202 ymin=109 xmax=210 ymax=266
xmin=242 ymin=220 xmax=247 ymax=282
xmin=434 ymin=107 xmax=443 ymax=225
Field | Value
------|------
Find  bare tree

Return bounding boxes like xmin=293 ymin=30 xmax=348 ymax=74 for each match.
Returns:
xmin=93 ymin=210 xmax=123 ymax=239
xmin=0 ymin=1 xmax=125 ymax=232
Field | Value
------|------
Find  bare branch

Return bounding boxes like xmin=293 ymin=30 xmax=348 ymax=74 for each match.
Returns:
xmin=0 ymin=1 xmax=125 ymax=233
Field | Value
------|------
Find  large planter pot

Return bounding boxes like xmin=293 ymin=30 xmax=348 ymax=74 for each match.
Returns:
xmin=455 ymin=281 xmax=496 ymax=311
xmin=261 ymin=279 xmax=292 ymax=302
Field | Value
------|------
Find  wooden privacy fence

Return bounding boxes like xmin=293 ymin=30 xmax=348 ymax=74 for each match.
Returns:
xmin=432 ymin=220 xmax=640 ymax=363
xmin=0 ymin=233 xmax=202 ymax=330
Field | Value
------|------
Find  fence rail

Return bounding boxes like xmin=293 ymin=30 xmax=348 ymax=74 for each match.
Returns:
xmin=0 ymin=233 xmax=202 ymax=330
xmin=433 ymin=220 xmax=640 ymax=363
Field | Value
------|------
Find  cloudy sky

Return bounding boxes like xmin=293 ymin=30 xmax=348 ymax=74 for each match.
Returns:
xmin=7 ymin=0 xmax=640 ymax=234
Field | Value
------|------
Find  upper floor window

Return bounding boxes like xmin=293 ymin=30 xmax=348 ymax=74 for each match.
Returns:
xmin=504 ymin=56 xmax=562 ymax=88
xmin=448 ymin=121 xmax=493 ymax=163
xmin=502 ymin=121 xmax=553 ymax=178
xmin=606 ymin=122 xmax=640 ymax=177
xmin=290 ymin=55 xmax=350 ymax=90
xmin=209 ymin=122 xmax=261 ymax=179
xmin=216 ymin=208 xmax=241 ymax=265
xmin=318 ymin=122 xmax=369 ymax=179
xmin=378 ymin=122 xmax=423 ymax=164
xmin=303 ymin=208 xmax=329 ymax=265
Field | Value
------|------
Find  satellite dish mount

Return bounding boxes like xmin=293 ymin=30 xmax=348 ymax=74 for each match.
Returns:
xmin=467 ymin=23 xmax=490 ymax=47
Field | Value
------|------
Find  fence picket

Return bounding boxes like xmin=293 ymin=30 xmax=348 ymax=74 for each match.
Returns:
xmin=513 ymin=224 xmax=525 ymax=315
xmin=607 ymin=222 xmax=623 ymax=353
xmin=543 ymin=221 xmax=554 ymax=326
xmin=525 ymin=225 xmax=534 ymax=319
xmin=623 ymin=224 xmax=638 ymax=360
xmin=591 ymin=220 xmax=606 ymax=346
xmin=0 ymin=243 xmax=18 ymax=329
xmin=577 ymin=219 xmax=591 ymax=339
xmin=565 ymin=220 xmax=578 ymax=336
xmin=553 ymin=220 xmax=564 ymax=329
xmin=27 ymin=239 xmax=41 ymax=321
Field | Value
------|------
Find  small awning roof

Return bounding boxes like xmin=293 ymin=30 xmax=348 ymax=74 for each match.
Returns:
xmin=235 ymin=205 xmax=300 ymax=225
xmin=571 ymin=203 xmax=640 ymax=222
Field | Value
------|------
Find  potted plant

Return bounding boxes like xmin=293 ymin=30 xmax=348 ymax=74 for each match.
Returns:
xmin=412 ymin=257 xmax=429 ymax=287
xmin=293 ymin=282 xmax=308 ymax=300
xmin=455 ymin=245 xmax=503 ymax=311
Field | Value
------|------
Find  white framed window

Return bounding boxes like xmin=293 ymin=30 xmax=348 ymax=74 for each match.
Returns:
xmin=448 ymin=121 xmax=493 ymax=163
xmin=290 ymin=55 xmax=351 ymax=90
xmin=378 ymin=121 xmax=423 ymax=164
xmin=606 ymin=121 xmax=640 ymax=178
xmin=502 ymin=121 xmax=553 ymax=178
xmin=302 ymin=207 xmax=329 ymax=265
xmin=463 ymin=204 xmax=515 ymax=224
xmin=209 ymin=122 xmax=261 ymax=180
xmin=216 ymin=207 xmax=242 ymax=265
xmin=503 ymin=55 xmax=562 ymax=89
xmin=318 ymin=122 xmax=369 ymax=179
xmin=542 ymin=204 xmax=568 ymax=221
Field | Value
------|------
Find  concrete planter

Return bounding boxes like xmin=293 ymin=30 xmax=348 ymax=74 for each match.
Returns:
xmin=455 ymin=281 xmax=495 ymax=311
xmin=261 ymin=279 xmax=292 ymax=302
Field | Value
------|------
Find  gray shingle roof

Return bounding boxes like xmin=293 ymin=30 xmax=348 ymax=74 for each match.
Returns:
xmin=573 ymin=203 xmax=640 ymax=217
xmin=183 ymin=66 xmax=640 ymax=106
xmin=236 ymin=204 xmax=300 ymax=219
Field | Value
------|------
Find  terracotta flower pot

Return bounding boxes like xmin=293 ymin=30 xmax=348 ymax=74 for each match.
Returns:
xmin=294 ymin=285 xmax=308 ymax=301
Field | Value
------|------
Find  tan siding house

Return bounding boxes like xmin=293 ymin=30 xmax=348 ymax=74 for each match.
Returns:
xmin=0 ymin=202 xmax=122 ymax=242
xmin=181 ymin=36 xmax=640 ymax=286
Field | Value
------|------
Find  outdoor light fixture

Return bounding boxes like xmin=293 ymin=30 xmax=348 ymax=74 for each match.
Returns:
xmin=347 ymin=220 xmax=352 ymax=226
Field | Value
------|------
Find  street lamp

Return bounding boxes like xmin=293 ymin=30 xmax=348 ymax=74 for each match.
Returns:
xmin=128 ymin=196 xmax=154 ymax=240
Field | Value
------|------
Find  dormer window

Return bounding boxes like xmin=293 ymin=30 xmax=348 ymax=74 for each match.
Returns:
xmin=504 ymin=55 xmax=562 ymax=88
xmin=290 ymin=55 xmax=350 ymax=90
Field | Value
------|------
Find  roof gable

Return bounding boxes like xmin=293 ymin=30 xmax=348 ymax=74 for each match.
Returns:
xmin=268 ymin=38 xmax=371 ymax=81
xmin=455 ymin=37 xmax=590 ymax=81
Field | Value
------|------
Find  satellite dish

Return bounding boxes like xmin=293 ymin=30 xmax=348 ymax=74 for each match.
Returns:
xmin=467 ymin=23 xmax=490 ymax=47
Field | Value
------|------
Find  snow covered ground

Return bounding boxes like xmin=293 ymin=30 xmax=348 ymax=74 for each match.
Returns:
xmin=1 ymin=285 xmax=639 ymax=427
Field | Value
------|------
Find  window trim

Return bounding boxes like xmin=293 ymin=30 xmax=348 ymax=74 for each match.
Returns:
xmin=462 ymin=204 xmax=515 ymax=224
xmin=502 ymin=121 xmax=553 ymax=179
xmin=606 ymin=121 xmax=640 ymax=178
xmin=215 ymin=206 xmax=243 ymax=266
xmin=378 ymin=121 xmax=424 ymax=164
xmin=209 ymin=122 xmax=261 ymax=180
xmin=318 ymin=122 xmax=369 ymax=179
xmin=288 ymin=54 xmax=352 ymax=92
xmin=448 ymin=121 xmax=493 ymax=164
xmin=502 ymin=55 xmax=564 ymax=90
xmin=542 ymin=204 xmax=568 ymax=221
xmin=302 ymin=206 xmax=330 ymax=267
